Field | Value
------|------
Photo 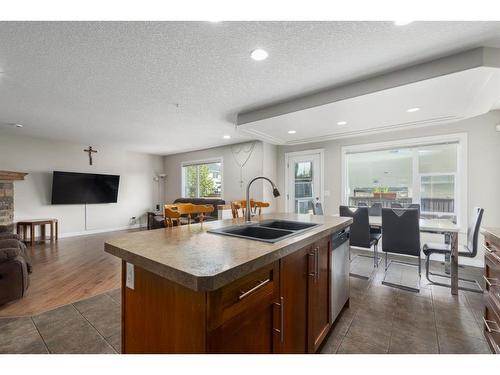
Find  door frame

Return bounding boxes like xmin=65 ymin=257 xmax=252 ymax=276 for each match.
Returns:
xmin=284 ymin=149 xmax=325 ymax=213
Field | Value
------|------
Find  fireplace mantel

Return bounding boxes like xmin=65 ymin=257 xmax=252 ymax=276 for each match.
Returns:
xmin=0 ymin=171 xmax=28 ymax=181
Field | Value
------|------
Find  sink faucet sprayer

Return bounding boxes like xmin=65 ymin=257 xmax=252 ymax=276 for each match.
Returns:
xmin=245 ymin=177 xmax=280 ymax=222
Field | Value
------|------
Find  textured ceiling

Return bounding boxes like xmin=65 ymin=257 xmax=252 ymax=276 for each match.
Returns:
xmin=0 ymin=21 xmax=499 ymax=155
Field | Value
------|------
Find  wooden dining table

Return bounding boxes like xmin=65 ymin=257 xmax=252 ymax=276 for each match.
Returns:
xmin=367 ymin=216 xmax=461 ymax=295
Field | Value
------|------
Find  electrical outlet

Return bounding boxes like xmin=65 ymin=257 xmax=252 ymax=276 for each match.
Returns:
xmin=126 ymin=262 xmax=135 ymax=289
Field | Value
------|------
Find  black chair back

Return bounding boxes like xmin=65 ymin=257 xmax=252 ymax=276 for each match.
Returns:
xmin=466 ymin=207 xmax=484 ymax=256
xmin=390 ymin=202 xmax=403 ymax=209
xmin=368 ymin=203 xmax=382 ymax=217
xmin=408 ymin=203 xmax=421 ymax=217
xmin=339 ymin=206 xmax=371 ymax=248
xmin=358 ymin=202 xmax=368 ymax=207
xmin=382 ymin=208 xmax=421 ymax=256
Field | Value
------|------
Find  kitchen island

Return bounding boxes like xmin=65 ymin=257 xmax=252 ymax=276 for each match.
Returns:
xmin=104 ymin=213 xmax=352 ymax=354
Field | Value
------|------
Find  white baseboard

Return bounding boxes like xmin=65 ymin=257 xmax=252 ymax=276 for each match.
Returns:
xmin=58 ymin=224 xmax=147 ymax=239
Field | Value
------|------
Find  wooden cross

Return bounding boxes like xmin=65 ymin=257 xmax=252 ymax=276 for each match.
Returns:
xmin=83 ymin=146 xmax=97 ymax=165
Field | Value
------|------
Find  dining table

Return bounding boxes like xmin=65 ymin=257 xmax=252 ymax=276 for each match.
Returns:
xmin=367 ymin=216 xmax=461 ymax=295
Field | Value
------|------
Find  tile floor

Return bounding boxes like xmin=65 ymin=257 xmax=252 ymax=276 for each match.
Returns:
xmin=0 ymin=254 xmax=492 ymax=354
xmin=320 ymin=252 xmax=491 ymax=354
xmin=0 ymin=289 xmax=121 ymax=354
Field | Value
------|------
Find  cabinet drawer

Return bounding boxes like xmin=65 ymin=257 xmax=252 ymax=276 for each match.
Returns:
xmin=207 ymin=262 xmax=279 ymax=331
xmin=485 ymin=250 xmax=500 ymax=306
xmin=484 ymin=297 xmax=500 ymax=354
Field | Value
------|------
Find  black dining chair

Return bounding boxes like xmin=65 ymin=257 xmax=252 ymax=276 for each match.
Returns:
xmin=390 ymin=202 xmax=403 ymax=209
xmin=368 ymin=203 xmax=382 ymax=235
xmin=423 ymin=207 xmax=484 ymax=293
xmin=339 ymin=206 xmax=382 ymax=272
xmin=358 ymin=202 xmax=368 ymax=207
xmin=408 ymin=203 xmax=421 ymax=217
xmin=368 ymin=203 xmax=382 ymax=217
xmin=381 ymin=208 xmax=421 ymax=292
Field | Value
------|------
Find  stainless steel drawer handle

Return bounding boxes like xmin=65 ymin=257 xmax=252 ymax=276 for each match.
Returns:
xmin=273 ymin=296 xmax=284 ymax=344
xmin=238 ymin=278 xmax=270 ymax=300
xmin=483 ymin=317 xmax=500 ymax=333
xmin=484 ymin=244 xmax=500 ymax=262
xmin=483 ymin=243 xmax=494 ymax=253
xmin=315 ymin=247 xmax=320 ymax=281
xmin=483 ymin=275 xmax=500 ymax=288
xmin=308 ymin=252 xmax=316 ymax=277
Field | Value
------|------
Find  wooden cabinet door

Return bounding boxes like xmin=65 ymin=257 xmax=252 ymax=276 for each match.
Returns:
xmin=207 ymin=262 xmax=280 ymax=353
xmin=276 ymin=244 xmax=311 ymax=353
xmin=208 ymin=300 xmax=278 ymax=353
xmin=307 ymin=236 xmax=331 ymax=353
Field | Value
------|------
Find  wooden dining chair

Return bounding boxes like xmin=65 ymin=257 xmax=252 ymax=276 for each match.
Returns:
xmin=230 ymin=200 xmax=270 ymax=219
xmin=164 ymin=203 xmax=214 ymax=227
xmin=164 ymin=206 xmax=182 ymax=227
xmin=230 ymin=201 xmax=243 ymax=218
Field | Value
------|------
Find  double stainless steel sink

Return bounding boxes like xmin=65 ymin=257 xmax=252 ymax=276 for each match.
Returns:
xmin=207 ymin=219 xmax=320 ymax=243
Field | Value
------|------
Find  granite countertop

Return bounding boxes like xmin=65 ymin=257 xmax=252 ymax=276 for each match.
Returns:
xmin=481 ymin=227 xmax=500 ymax=243
xmin=104 ymin=213 xmax=352 ymax=292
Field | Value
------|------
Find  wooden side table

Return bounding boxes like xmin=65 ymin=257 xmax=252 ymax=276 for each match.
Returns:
xmin=16 ymin=218 xmax=58 ymax=246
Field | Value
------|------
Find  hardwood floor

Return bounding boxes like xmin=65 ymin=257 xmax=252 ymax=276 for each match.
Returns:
xmin=0 ymin=229 xmax=136 ymax=317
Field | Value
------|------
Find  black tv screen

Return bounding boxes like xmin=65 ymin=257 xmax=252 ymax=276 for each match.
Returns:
xmin=51 ymin=171 xmax=120 ymax=204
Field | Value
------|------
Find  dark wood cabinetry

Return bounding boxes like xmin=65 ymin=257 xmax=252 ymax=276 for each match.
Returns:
xmin=207 ymin=261 xmax=280 ymax=353
xmin=307 ymin=236 xmax=331 ymax=353
xmin=482 ymin=229 xmax=500 ymax=354
xmin=121 ymin=231 xmax=345 ymax=354
xmin=276 ymin=244 xmax=310 ymax=353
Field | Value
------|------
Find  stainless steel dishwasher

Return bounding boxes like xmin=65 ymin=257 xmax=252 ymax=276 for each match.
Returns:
xmin=330 ymin=230 xmax=350 ymax=323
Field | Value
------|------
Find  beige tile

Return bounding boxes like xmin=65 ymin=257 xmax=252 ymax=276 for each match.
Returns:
xmin=320 ymin=334 xmax=343 ymax=354
xmin=438 ymin=331 xmax=492 ymax=354
xmin=389 ymin=330 xmax=438 ymax=354
xmin=0 ymin=317 xmax=48 ymax=354
xmin=337 ymin=336 xmax=387 ymax=354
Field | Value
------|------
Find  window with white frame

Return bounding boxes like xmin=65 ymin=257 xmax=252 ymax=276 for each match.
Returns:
xmin=343 ymin=136 xmax=465 ymax=225
xmin=182 ymin=159 xmax=222 ymax=198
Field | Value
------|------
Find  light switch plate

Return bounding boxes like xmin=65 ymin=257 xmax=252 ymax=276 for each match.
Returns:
xmin=126 ymin=262 xmax=135 ymax=289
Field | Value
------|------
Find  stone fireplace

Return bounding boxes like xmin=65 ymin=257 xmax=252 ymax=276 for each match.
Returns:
xmin=0 ymin=171 xmax=28 ymax=232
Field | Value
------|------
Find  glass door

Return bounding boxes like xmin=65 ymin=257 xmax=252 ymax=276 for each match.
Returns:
xmin=287 ymin=153 xmax=321 ymax=213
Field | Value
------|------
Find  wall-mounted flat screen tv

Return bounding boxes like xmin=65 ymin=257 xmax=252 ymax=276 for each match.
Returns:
xmin=51 ymin=171 xmax=120 ymax=204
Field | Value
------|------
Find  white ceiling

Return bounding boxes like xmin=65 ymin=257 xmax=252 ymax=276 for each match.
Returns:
xmin=1 ymin=21 xmax=500 ymax=155
xmin=238 ymin=67 xmax=500 ymax=144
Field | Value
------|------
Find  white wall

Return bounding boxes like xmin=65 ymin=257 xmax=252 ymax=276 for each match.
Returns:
xmin=0 ymin=134 xmax=164 ymax=236
xmin=277 ymin=110 xmax=500 ymax=266
xmin=163 ymin=141 xmax=280 ymax=212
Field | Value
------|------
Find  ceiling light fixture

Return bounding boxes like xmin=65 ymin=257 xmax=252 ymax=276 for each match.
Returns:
xmin=250 ymin=49 xmax=268 ymax=61
xmin=394 ymin=21 xmax=413 ymax=26
xmin=337 ymin=121 xmax=348 ymax=126
xmin=223 ymin=135 xmax=231 ymax=139
xmin=287 ymin=130 xmax=296 ymax=134
xmin=406 ymin=107 xmax=420 ymax=113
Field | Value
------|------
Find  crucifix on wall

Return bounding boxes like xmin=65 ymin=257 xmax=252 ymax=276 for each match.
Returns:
xmin=83 ymin=146 xmax=98 ymax=165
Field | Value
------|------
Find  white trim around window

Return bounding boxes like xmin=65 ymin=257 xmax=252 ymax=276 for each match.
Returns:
xmin=180 ymin=157 xmax=224 ymax=199
xmin=340 ymin=133 xmax=468 ymax=231
xmin=284 ymin=148 xmax=325 ymax=213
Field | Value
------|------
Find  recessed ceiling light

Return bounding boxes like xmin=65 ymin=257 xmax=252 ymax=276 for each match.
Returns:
xmin=287 ymin=130 xmax=296 ymax=134
xmin=6 ymin=123 xmax=23 ymax=128
xmin=337 ymin=121 xmax=348 ymax=126
xmin=407 ymin=107 xmax=420 ymax=113
xmin=394 ymin=21 xmax=413 ymax=26
xmin=250 ymin=49 xmax=268 ymax=61
xmin=223 ymin=135 xmax=231 ymax=139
